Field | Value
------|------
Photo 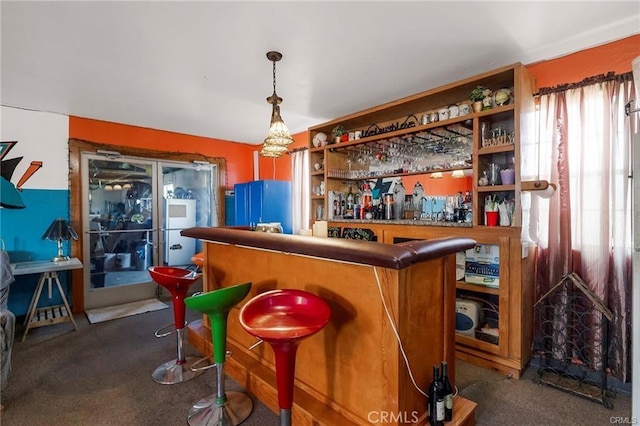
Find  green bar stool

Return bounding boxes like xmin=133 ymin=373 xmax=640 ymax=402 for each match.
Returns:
xmin=184 ymin=282 xmax=254 ymax=426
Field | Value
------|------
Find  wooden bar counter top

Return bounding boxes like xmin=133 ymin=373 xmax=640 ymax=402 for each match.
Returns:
xmin=182 ymin=227 xmax=477 ymax=426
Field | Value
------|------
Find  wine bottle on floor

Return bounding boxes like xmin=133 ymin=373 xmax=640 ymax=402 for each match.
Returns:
xmin=441 ymin=361 xmax=454 ymax=422
xmin=428 ymin=365 xmax=445 ymax=426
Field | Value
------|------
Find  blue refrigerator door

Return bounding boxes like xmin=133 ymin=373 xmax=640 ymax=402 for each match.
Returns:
xmin=234 ymin=183 xmax=249 ymax=227
xmin=260 ymin=180 xmax=291 ymax=234
xmin=234 ymin=180 xmax=292 ymax=233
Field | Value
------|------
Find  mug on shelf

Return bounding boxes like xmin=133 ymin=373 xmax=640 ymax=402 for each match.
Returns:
xmin=438 ymin=108 xmax=449 ymax=121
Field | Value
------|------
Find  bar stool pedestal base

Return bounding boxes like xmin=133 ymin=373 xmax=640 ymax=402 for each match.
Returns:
xmin=152 ymin=356 xmax=205 ymax=384
xmin=187 ymin=391 xmax=253 ymax=426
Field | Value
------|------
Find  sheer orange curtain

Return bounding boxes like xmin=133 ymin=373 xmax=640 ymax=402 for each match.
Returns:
xmin=525 ymin=73 xmax=637 ymax=381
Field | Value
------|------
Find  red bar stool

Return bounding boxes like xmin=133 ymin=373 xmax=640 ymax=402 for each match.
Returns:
xmin=184 ymin=283 xmax=254 ymax=426
xmin=239 ymin=289 xmax=331 ymax=426
xmin=148 ymin=266 xmax=205 ymax=384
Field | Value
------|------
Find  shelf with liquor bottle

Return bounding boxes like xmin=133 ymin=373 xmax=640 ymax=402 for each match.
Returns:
xmin=308 ymin=64 xmax=530 ymax=225
xmin=307 ymin=62 xmax=536 ymax=378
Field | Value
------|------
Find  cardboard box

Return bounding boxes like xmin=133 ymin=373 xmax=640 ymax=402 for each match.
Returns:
xmin=464 ymin=244 xmax=499 ymax=287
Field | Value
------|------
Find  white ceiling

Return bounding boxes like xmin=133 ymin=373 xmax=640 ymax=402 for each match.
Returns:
xmin=1 ymin=1 xmax=639 ymax=145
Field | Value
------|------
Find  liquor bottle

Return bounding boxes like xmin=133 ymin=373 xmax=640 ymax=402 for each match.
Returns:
xmin=441 ymin=361 xmax=454 ymax=422
xmin=427 ymin=365 xmax=445 ymax=426
xmin=346 ymin=185 xmax=355 ymax=217
xmin=362 ymin=183 xmax=373 ymax=212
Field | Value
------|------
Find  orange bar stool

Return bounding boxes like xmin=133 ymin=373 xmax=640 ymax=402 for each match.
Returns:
xmin=191 ymin=252 xmax=204 ymax=268
xmin=184 ymin=283 xmax=254 ymax=425
xmin=239 ymin=289 xmax=331 ymax=426
xmin=148 ymin=266 xmax=205 ymax=384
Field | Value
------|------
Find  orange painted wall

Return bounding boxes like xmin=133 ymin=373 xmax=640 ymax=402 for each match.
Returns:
xmin=69 ymin=35 xmax=639 ymax=190
xmin=403 ymin=174 xmax=472 ymax=197
xmin=70 ymin=116 xmax=308 ymax=187
xmin=526 ymin=34 xmax=640 ymax=89
xmin=69 ymin=117 xmax=256 ymax=188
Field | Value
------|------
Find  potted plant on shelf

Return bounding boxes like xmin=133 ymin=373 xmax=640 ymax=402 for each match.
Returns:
xmin=470 ymin=86 xmax=486 ymax=113
xmin=332 ymin=125 xmax=346 ymax=143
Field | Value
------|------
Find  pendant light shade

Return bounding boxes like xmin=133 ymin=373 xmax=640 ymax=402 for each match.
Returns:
xmin=260 ymin=142 xmax=289 ymax=158
xmin=264 ymin=104 xmax=294 ymax=148
xmin=260 ymin=51 xmax=293 ymax=158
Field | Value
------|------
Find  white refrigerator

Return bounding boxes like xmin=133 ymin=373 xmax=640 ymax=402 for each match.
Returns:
xmin=164 ymin=198 xmax=196 ymax=266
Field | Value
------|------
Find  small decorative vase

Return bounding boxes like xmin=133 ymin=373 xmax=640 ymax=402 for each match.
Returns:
xmin=500 ymin=169 xmax=515 ymax=185
xmin=482 ymin=96 xmax=493 ymax=111
xmin=472 ymin=101 xmax=483 ymax=113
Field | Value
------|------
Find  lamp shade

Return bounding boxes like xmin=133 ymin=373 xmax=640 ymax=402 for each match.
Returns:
xmin=264 ymin=105 xmax=294 ymax=148
xmin=42 ymin=218 xmax=78 ymax=242
xmin=260 ymin=141 xmax=289 ymax=158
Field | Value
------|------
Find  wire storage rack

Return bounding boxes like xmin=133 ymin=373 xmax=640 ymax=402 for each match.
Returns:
xmin=531 ymin=273 xmax=615 ymax=409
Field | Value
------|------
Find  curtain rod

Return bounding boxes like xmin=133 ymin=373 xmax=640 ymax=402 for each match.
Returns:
xmin=287 ymin=146 xmax=308 ymax=155
xmin=534 ymin=71 xmax=633 ymax=96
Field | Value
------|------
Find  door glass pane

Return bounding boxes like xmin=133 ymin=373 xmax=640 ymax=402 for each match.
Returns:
xmin=161 ymin=163 xmax=217 ymax=266
xmin=88 ymin=158 xmax=154 ymax=289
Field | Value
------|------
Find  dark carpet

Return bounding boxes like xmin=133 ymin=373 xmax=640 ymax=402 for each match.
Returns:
xmin=1 ymin=300 xmax=632 ymax=425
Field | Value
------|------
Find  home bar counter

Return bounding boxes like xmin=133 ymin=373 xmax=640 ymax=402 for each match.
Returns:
xmin=182 ymin=227 xmax=477 ymax=425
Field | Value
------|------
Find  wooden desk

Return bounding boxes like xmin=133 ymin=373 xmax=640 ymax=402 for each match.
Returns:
xmin=11 ymin=257 xmax=82 ymax=341
xmin=182 ymin=227 xmax=477 ymax=425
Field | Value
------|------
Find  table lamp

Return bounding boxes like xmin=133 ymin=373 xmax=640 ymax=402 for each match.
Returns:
xmin=42 ymin=218 xmax=78 ymax=262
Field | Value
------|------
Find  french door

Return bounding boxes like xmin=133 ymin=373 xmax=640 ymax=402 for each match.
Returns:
xmin=81 ymin=153 xmax=218 ymax=310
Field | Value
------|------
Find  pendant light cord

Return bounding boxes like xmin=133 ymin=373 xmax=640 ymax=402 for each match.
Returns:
xmin=272 ymin=58 xmax=277 ymax=97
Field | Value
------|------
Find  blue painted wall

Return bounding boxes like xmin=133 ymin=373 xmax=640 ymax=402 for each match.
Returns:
xmin=1 ymin=189 xmax=72 ymax=316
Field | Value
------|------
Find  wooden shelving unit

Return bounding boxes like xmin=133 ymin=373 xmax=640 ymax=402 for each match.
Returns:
xmin=307 ymin=63 xmax=536 ymax=378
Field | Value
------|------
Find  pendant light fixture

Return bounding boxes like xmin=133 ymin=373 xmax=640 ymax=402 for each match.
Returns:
xmin=260 ymin=51 xmax=294 ymax=158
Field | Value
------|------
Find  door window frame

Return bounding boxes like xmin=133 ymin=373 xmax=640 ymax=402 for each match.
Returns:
xmin=69 ymin=138 xmax=227 ymax=313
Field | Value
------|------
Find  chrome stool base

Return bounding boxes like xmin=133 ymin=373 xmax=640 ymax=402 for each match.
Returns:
xmin=187 ymin=391 xmax=253 ymax=426
xmin=279 ymin=408 xmax=291 ymax=426
xmin=152 ymin=356 xmax=206 ymax=384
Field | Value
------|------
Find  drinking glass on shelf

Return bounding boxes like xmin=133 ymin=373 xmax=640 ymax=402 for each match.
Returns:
xmin=487 ymin=163 xmax=500 ymax=186
xmin=346 ymin=151 xmax=354 ymax=172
